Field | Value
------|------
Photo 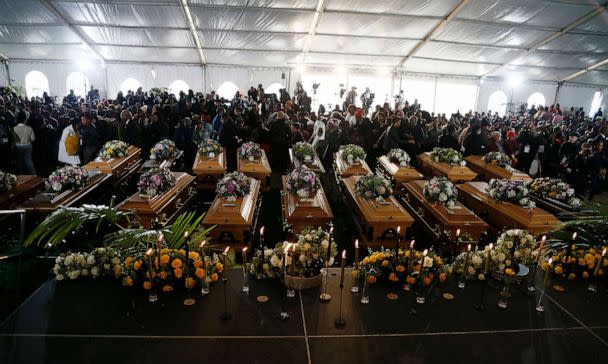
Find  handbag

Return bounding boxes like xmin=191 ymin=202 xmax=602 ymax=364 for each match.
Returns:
xmin=65 ymin=132 xmax=80 ymax=156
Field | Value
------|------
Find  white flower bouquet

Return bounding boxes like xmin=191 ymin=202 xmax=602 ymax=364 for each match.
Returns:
xmin=387 ymin=148 xmax=411 ymax=167
xmin=529 ymin=177 xmax=581 ymax=208
xmin=53 ymin=247 xmax=122 ymax=281
xmin=215 ymin=172 xmax=251 ymax=200
xmin=451 ymin=248 xmax=488 ymax=280
xmin=138 ymin=167 xmax=176 ymax=197
xmin=490 ymin=229 xmax=537 ymax=277
xmin=151 ymin=139 xmax=178 ymax=160
xmin=239 ymin=141 xmax=262 ymax=161
xmin=423 ymin=176 xmax=458 ymax=209
xmin=293 ymin=142 xmax=316 ymax=163
xmin=487 ymin=178 xmax=535 ymax=208
xmin=97 ymin=140 xmax=129 ymax=160
xmin=341 ymin=144 xmax=367 ymax=165
xmin=355 ymin=174 xmax=392 ymax=202
xmin=483 ymin=151 xmax=511 ymax=168
xmin=46 ymin=165 xmax=89 ymax=192
xmin=287 ymin=165 xmax=321 ymax=199
xmin=0 ymin=169 xmax=17 ymax=193
xmin=199 ymin=139 xmax=221 ymax=158
xmin=430 ymin=147 xmax=466 ymax=166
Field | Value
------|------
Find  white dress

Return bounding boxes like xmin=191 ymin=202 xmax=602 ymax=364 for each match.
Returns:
xmin=58 ymin=124 xmax=81 ymax=165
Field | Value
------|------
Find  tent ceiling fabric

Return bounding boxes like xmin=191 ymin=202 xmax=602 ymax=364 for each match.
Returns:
xmin=0 ymin=0 xmax=606 ymax=86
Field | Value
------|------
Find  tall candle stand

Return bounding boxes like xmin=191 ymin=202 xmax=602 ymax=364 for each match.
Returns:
xmin=588 ymin=248 xmax=606 ymax=293
xmin=351 ymin=239 xmax=360 ymax=293
xmin=199 ymin=240 xmax=210 ymax=295
xmin=146 ymin=248 xmax=157 ymax=303
xmin=335 ymin=250 xmax=347 ymax=328
xmin=320 ymin=224 xmax=334 ymax=302
xmin=528 ymin=235 xmax=546 ymax=293
xmin=242 ymin=247 xmax=250 ymax=293
xmin=280 ymin=243 xmax=291 ymax=320
xmin=458 ymin=244 xmax=472 ymax=289
xmin=220 ymin=247 xmax=231 ymax=321
xmin=536 ymin=258 xmax=553 ymax=312
xmin=360 ymin=271 xmax=370 ymax=304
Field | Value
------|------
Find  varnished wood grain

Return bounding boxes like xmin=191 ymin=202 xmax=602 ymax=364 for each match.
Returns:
xmin=417 ymin=153 xmax=477 ymax=183
xmin=281 ymin=176 xmax=333 ymax=233
xmin=464 ymin=155 xmax=532 ymax=182
xmin=334 ymin=150 xmax=372 ymax=177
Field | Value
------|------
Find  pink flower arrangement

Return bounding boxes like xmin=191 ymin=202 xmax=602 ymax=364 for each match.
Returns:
xmin=138 ymin=168 xmax=176 ymax=197
xmin=287 ymin=166 xmax=321 ymax=198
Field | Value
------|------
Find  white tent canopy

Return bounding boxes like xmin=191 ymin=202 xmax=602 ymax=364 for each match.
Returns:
xmin=1 ymin=0 xmax=607 ymax=114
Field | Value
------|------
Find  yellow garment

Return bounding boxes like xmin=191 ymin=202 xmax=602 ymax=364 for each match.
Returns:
xmin=65 ymin=133 xmax=79 ymax=156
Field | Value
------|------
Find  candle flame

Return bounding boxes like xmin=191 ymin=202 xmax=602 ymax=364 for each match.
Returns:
xmin=342 ymin=250 xmax=346 ymax=259
xmin=242 ymin=247 xmax=248 ymax=253
xmin=260 ymin=226 xmax=265 ymax=235
xmin=397 ymin=226 xmax=401 ymax=234
xmin=456 ymin=229 xmax=461 ymax=236
xmin=572 ymin=232 xmax=577 ymax=239
xmin=602 ymin=248 xmax=607 ymax=256
xmin=422 ymin=249 xmax=428 ymax=256
xmin=467 ymin=244 xmax=471 ymax=251
xmin=146 ymin=248 xmax=153 ymax=256
xmin=200 ymin=239 xmax=206 ymax=248
xmin=410 ymin=240 xmax=415 ymax=248
xmin=489 ymin=243 xmax=493 ymax=249
xmin=184 ymin=231 xmax=189 ymax=238
xmin=223 ymin=246 xmax=230 ymax=255
xmin=548 ymin=258 xmax=553 ymax=264
xmin=355 ymin=239 xmax=359 ymax=249
xmin=541 ymin=235 xmax=546 ymax=242
xmin=330 ymin=226 xmax=334 ymax=234
xmin=283 ymin=243 xmax=291 ymax=254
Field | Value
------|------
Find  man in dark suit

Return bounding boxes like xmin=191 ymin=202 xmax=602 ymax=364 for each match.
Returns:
xmin=269 ymin=111 xmax=291 ymax=174
xmin=80 ymin=112 xmax=101 ymax=164
xmin=122 ymin=109 xmax=142 ymax=148
xmin=290 ymin=122 xmax=304 ymax=145
xmin=219 ymin=114 xmax=239 ymax=172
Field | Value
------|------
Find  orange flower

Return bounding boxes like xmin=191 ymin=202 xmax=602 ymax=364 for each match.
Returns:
xmin=367 ymin=275 xmax=377 ymax=284
xmin=162 ymin=285 xmax=174 ymax=292
xmin=567 ymin=273 xmax=576 ymax=281
xmin=582 ymin=271 xmax=589 ymax=279
xmin=211 ymin=273 xmax=219 ymax=282
xmin=185 ymin=277 xmax=196 ymax=289
xmin=174 ymin=268 xmax=183 ymax=278
xmin=388 ymin=273 xmax=398 ymax=282
xmin=189 ymin=251 xmax=199 ymax=260
xmin=216 ymin=262 xmax=224 ymax=273
xmin=554 ymin=266 xmax=563 ymax=275
xmin=143 ymin=281 xmax=152 ymax=290
xmin=381 ymin=260 xmax=390 ymax=267
xmin=395 ymin=265 xmax=406 ymax=273
xmin=178 ymin=249 xmax=186 ymax=256
xmin=133 ymin=260 xmax=142 ymax=270
xmin=406 ymin=275 xmax=416 ymax=285
xmin=585 ymin=253 xmax=595 ymax=264
xmin=159 ymin=271 xmax=168 ymax=279
xmin=171 ymin=258 xmax=183 ymax=269
xmin=195 ymin=267 xmax=206 ymax=279
xmin=160 ymin=254 xmax=170 ymax=265
xmin=578 ymin=258 xmax=586 ymax=266
xmin=413 ymin=264 xmax=421 ymax=273
xmin=124 ymin=257 xmax=134 ymax=267
xmin=505 ymin=268 xmax=515 ymax=276
xmin=193 ymin=260 xmax=203 ymax=268
xmin=439 ymin=272 xmax=447 ymax=282
xmin=423 ymin=276 xmax=432 ymax=286
xmin=113 ymin=266 xmax=122 ymax=279
xmin=598 ymin=268 xmax=604 ymax=276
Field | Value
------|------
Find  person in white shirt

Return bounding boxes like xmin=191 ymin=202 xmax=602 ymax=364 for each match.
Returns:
xmin=13 ymin=111 xmax=36 ymax=174
xmin=58 ymin=121 xmax=82 ymax=165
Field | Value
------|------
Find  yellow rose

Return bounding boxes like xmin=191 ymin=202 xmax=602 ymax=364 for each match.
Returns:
xmin=189 ymin=251 xmax=199 ymax=260
xmin=185 ymin=277 xmax=196 ymax=289
xmin=554 ymin=266 xmax=563 ymax=275
xmin=195 ymin=267 xmax=206 ymax=279
xmin=585 ymin=253 xmax=595 ymax=264
xmin=381 ymin=260 xmax=389 ymax=267
xmin=124 ymin=257 xmax=134 ymax=267
xmin=367 ymin=275 xmax=377 ymax=284
xmin=133 ymin=260 xmax=142 ymax=270
xmin=362 ymin=257 xmax=370 ymax=266
xmin=377 ymin=252 xmax=385 ymax=260
xmin=161 ymin=248 xmax=170 ymax=254
xmin=178 ymin=249 xmax=186 ymax=257
xmin=578 ymin=258 xmax=586 ymax=266
xmin=369 ymin=255 xmax=378 ymax=263
xmin=174 ymin=268 xmax=183 ymax=278
xmin=160 ymin=254 xmax=170 ymax=265
xmin=193 ymin=259 xmax=203 ymax=268
xmin=143 ymin=281 xmax=152 ymax=290
xmin=113 ymin=266 xmax=122 ymax=278
xmin=162 ymin=285 xmax=174 ymax=292
xmin=388 ymin=273 xmax=398 ymax=282
xmin=395 ymin=265 xmax=405 ymax=273
xmin=159 ymin=271 xmax=168 ymax=279
xmin=216 ymin=262 xmax=223 ymax=273
xmin=211 ymin=273 xmax=219 ymax=282
xmin=171 ymin=258 xmax=183 ymax=269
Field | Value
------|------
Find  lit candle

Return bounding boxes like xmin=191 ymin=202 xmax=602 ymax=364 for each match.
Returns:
xmin=326 ymin=225 xmax=334 ymax=264
xmin=543 ymin=258 xmax=553 ymax=288
xmin=354 ymin=239 xmax=360 ymax=269
xmin=593 ymin=248 xmax=607 ymax=277
xmin=536 ymin=235 xmax=546 ymax=265
xmin=242 ymin=247 xmax=248 ymax=274
xmin=282 ymin=243 xmax=291 ymax=276
xmin=259 ymin=226 xmax=265 ymax=250
xmin=395 ymin=226 xmax=401 ymax=259
xmin=463 ymin=244 xmax=472 ymax=275
xmin=419 ymin=249 xmax=428 ymax=286
xmin=222 ymin=246 xmax=230 ymax=280
xmin=339 ymin=250 xmax=347 ymax=286
xmin=484 ymin=243 xmax=493 ymax=274
xmin=408 ymin=240 xmax=415 ymax=273
xmin=156 ymin=232 xmax=164 ymax=268
xmin=184 ymin=231 xmax=190 ymax=267
xmin=199 ymin=240 xmax=207 ymax=274
xmin=146 ymin=248 xmax=154 ymax=285
xmin=456 ymin=229 xmax=461 ymax=240
xmin=291 ymin=244 xmax=297 ymax=273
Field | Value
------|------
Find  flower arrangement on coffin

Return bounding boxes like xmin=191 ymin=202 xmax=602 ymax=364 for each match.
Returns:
xmin=490 ymin=229 xmax=538 ymax=279
xmin=386 ymin=148 xmax=411 ymax=167
xmin=250 ymin=227 xmax=337 ymax=279
xmin=541 ymin=245 xmax=607 ymax=282
xmin=46 ymin=165 xmax=89 ymax=193
xmin=293 ymin=142 xmax=316 ymax=163
xmin=423 ymin=176 xmax=458 ymax=210
xmin=53 ymin=247 xmax=122 ymax=281
xmin=97 ymin=140 xmax=129 ymax=160
xmin=137 ymin=168 xmax=176 ymax=197
xmin=199 ymin=139 xmax=221 ymax=158
xmin=483 ymin=151 xmax=511 ymax=168
xmin=529 ymin=177 xmax=582 ymax=208
xmin=0 ymin=170 xmax=17 ymax=193
xmin=287 ymin=165 xmax=321 ymax=199
xmin=121 ymin=247 xmax=223 ymax=291
xmin=487 ymin=178 xmax=535 ymax=208
xmin=359 ymin=248 xmax=447 ymax=287
xmin=355 ymin=174 xmax=392 ymax=202
xmin=341 ymin=144 xmax=367 ymax=165
xmin=239 ymin=141 xmax=262 ymax=161
xmin=215 ymin=172 xmax=251 ymax=201
xmin=151 ymin=139 xmax=177 ymax=161
xmin=430 ymin=147 xmax=466 ymax=166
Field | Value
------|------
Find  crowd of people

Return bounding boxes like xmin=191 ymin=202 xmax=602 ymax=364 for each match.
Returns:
xmin=0 ymin=83 xmax=606 ymax=199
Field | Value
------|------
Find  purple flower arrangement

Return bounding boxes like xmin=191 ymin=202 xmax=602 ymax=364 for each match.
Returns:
xmin=151 ymin=139 xmax=178 ymax=161
xmin=216 ymin=172 xmax=251 ymax=200
xmin=46 ymin=165 xmax=89 ymax=193
xmin=138 ymin=168 xmax=176 ymax=197
xmin=239 ymin=142 xmax=262 ymax=160
xmin=287 ymin=166 xmax=321 ymax=199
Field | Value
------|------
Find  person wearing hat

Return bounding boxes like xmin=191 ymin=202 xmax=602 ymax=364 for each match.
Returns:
xmin=269 ymin=111 xmax=291 ymax=173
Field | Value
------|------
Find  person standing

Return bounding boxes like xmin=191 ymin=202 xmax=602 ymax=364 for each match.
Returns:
xmin=122 ymin=110 xmax=142 ymax=148
xmin=219 ymin=115 xmax=239 ymax=172
xmin=13 ymin=111 xmax=36 ymax=174
xmin=58 ymin=120 xmax=81 ymax=166
xmin=269 ymin=111 xmax=291 ymax=174
xmin=80 ymin=113 xmax=101 ymax=164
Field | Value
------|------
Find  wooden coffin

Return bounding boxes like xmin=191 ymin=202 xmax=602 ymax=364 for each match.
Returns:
xmin=21 ymin=172 xmax=113 ymax=212
xmin=417 ymin=153 xmax=477 ymax=183
xmin=400 ymin=180 xmax=488 ymax=241
xmin=237 ymin=148 xmax=271 ymax=188
xmin=334 ymin=149 xmax=372 ymax=177
xmin=376 ymin=155 xmax=424 ymax=192
xmin=85 ymin=146 xmax=141 ymax=176
xmin=290 ymin=149 xmax=326 ymax=174
xmin=0 ymin=175 xmax=45 ymax=210
xmin=343 ymin=176 xmax=414 ymax=246
xmin=202 ymin=177 xmax=261 ymax=247
xmin=464 ymin=155 xmax=531 ymax=182
xmin=457 ymin=182 xmax=560 ymax=236
xmin=532 ymin=196 xmax=599 ymax=221
xmin=116 ymin=172 xmax=196 ymax=229
xmin=281 ymin=176 xmax=333 ymax=234
xmin=192 ymin=149 xmax=227 ymax=189
xmin=141 ymin=150 xmax=184 ymax=171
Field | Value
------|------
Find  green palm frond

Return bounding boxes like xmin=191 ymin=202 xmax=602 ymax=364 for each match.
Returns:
xmin=24 ymin=204 xmax=134 ymax=247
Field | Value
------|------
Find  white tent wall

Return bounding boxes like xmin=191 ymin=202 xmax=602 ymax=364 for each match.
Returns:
xmin=8 ymin=60 xmax=105 ymax=99
xmin=477 ymin=80 xmax=558 ymax=114
xmin=205 ymin=66 xmax=289 ymax=97
xmin=557 ymin=84 xmax=601 ymax=114
xmin=0 ymin=63 xmax=8 ymax=86
xmin=105 ymin=64 xmax=204 ymax=98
